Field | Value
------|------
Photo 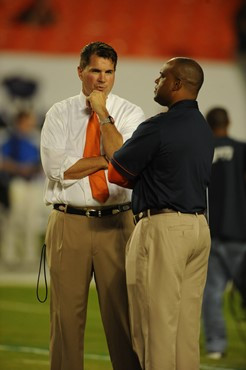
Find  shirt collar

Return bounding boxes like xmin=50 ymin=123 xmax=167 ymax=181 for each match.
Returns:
xmin=169 ymin=100 xmax=198 ymax=111
xmin=79 ymin=91 xmax=87 ymax=108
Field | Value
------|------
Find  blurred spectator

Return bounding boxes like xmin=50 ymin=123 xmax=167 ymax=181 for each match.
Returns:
xmin=235 ymin=0 xmax=246 ymax=57
xmin=235 ymin=0 xmax=246 ymax=81
xmin=1 ymin=75 xmax=41 ymax=127
xmin=13 ymin=0 xmax=56 ymax=26
xmin=0 ymin=111 xmax=41 ymax=179
xmin=0 ymin=121 xmax=10 ymax=261
xmin=202 ymin=107 xmax=246 ymax=359
xmin=3 ymin=76 xmax=38 ymax=101
xmin=0 ymin=114 xmax=9 ymax=209
xmin=0 ymin=75 xmax=39 ymax=214
xmin=0 ymin=110 xmax=46 ymax=267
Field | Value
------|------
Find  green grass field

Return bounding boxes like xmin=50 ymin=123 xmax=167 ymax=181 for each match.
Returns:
xmin=0 ymin=283 xmax=245 ymax=370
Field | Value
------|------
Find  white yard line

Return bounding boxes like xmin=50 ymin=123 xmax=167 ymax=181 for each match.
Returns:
xmin=0 ymin=345 xmax=241 ymax=369
xmin=0 ymin=345 xmax=49 ymax=356
xmin=200 ymin=365 xmax=239 ymax=370
xmin=0 ymin=345 xmax=110 ymax=361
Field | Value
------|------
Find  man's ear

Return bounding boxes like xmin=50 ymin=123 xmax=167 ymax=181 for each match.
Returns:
xmin=173 ymin=79 xmax=182 ymax=91
xmin=77 ymin=66 xmax=83 ymax=79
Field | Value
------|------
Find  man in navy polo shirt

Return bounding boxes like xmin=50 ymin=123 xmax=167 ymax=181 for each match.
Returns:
xmin=89 ymin=57 xmax=214 ymax=370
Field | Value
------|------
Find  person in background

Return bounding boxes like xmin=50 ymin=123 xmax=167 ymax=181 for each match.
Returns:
xmin=0 ymin=110 xmax=42 ymax=266
xmin=40 ymin=41 xmax=145 ymax=370
xmin=90 ymin=56 xmax=214 ymax=370
xmin=202 ymin=107 xmax=246 ymax=359
xmin=0 ymin=114 xmax=9 ymax=203
xmin=0 ymin=117 xmax=10 ymax=262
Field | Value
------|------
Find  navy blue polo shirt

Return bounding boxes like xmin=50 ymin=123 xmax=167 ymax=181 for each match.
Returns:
xmin=111 ymin=100 xmax=214 ymax=214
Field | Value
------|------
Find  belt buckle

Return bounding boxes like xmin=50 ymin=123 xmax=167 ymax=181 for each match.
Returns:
xmin=85 ymin=209 xmax=96 ymax=218
xmin=85 ymin=210 xmax=92 ymax=217
xmin=85 ymin=209 xmax=101 ymax=218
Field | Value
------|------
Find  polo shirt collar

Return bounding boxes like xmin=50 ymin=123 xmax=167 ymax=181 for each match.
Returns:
xmin=169 ymin=100 xmax=198 ymax=111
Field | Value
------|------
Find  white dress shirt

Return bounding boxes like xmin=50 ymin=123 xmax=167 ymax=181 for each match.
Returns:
xmin=41 ymin=92 xmax=145 ymax=207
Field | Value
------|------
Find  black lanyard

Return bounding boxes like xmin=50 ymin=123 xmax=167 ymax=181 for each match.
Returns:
xmin=36 ymin=243 xmax=48 ymax=303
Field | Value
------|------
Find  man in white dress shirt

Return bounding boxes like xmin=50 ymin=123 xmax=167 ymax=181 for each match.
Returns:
xmin=40 ymin=41 xmax=145 ymax=370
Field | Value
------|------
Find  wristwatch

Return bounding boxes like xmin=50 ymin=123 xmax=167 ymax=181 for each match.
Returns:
xmin=100 ymin=116 xmax=115 ymax=125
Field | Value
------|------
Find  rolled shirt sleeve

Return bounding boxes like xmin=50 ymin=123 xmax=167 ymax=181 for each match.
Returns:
xmin=41 ymin=105 xmax=82 ymax=188
xmin=40 ymin=146 xmax=81 ymax=187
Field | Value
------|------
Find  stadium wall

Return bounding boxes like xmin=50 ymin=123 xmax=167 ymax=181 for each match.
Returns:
xmin=0 ymin=52 xmax=246 ymax=140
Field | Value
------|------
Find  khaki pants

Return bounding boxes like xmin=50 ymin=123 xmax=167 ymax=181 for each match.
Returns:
xmin=126 ymin=212 xmax=211 ymax=370
xmin=45 ymin=209 xmax=141 ymax=370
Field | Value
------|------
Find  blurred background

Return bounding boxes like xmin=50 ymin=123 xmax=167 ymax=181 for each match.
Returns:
xmin=0 ymin=0 xmax=245 ymax=271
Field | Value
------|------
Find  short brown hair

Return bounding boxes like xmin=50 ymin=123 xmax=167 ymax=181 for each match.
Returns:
xmin=79 ymin=41 xmax=118 ymax=70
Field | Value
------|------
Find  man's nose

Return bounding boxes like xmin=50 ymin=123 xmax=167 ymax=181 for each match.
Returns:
xmin=98 ymin=72 xmax=106 ymax=81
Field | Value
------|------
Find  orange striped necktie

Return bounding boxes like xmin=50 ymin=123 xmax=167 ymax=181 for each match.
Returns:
xmin=83 ymin=111 xmax=109 ymax=203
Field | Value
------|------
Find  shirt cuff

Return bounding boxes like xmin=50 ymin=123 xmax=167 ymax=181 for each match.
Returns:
xmin=60 ymin=155 xmax=83 ymax=187
xmin=108 ymin=162 xmax=134 ymax=189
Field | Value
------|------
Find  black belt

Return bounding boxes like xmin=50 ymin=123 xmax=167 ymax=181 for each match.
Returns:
xmin=54 ymin=203 xmax=131 ymax=218
xmin=133 ymin=208 xmax=205 ymax=224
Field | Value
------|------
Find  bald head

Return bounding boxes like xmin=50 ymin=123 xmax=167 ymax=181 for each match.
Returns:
xmin=154 ymin=57 xmax=204 ymax=107
xmin=167 ymin=57 xmax=204 ymax=96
